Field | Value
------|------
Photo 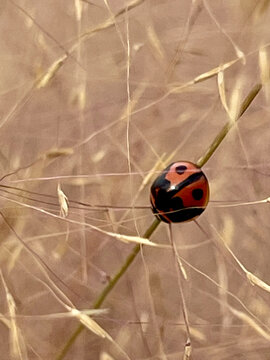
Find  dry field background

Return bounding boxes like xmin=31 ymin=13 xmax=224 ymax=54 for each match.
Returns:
xmin=1 ymin=0 xmax=270 ymax=359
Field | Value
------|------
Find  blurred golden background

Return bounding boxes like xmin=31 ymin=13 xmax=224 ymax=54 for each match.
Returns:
xmin=1 ymin=1 xmax=270 ymax=359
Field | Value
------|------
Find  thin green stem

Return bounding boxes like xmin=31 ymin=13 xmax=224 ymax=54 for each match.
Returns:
xmin=93 ymin=217 xmax=160 ymax=309
xmin=55 ymin=218 xmax=160 ymax=360
xmin=56 ymin=82 xmax=262 ymax=360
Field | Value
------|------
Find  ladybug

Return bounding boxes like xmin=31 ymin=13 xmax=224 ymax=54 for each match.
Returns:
xmin=150 ymin=161 xmax=209 ymax=223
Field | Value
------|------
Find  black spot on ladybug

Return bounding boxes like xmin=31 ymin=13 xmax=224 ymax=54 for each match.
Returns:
xmin=170 ymin=197 xmax=184 ymax=210
xmin=168 ymin=197 xmax=184 ymax=222
xmin=154 ymin=188 xmax=171 ymax=211
xmin=170 ymin=207 xmax=204 ymax=223
xmin=150 ymin=196 xmax=170 ymax=223
xmin=192 ymin=188 xmax=203 ymax=201
xmin=175 ymin=165 xmax=187 ymax=174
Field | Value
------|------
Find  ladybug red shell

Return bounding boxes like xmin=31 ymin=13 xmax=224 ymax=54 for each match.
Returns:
xmin=150 ymin=161 xmax=209 ymax=223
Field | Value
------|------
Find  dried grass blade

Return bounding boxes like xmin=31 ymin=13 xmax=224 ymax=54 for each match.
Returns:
xmin=247 ymin=272 xmax=270 ymax=293
xmin=183 ymin=339 xmax=192 ymax=360
xmin=217 ymin=70 xmax=230 ymax=117
xmin=70 ymin=309 xmax=111 ymax=339
xmin=230 ymin=307 xmax=270 ymax=341
xmin=57 ymin=184 xmax=69 ymax=218
xmin=0 ymin=271 xmax=28 ymax=360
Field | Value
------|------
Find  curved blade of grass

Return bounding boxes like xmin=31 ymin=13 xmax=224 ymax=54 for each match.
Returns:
xmin=55 ymin=82 xmax=262 ymax=360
